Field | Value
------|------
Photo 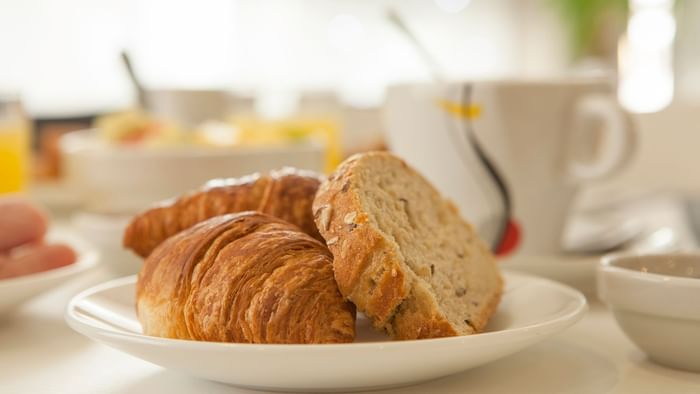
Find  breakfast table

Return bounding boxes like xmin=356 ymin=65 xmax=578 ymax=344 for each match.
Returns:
xmin=2 ymin=191 xmax=698 ymax=393
xmin=2 ymin=263 xmax=699 ymax=394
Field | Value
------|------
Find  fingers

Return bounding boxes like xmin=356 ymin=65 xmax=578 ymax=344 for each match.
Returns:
xmin=0 ymin=199 xmax=48 ymax=253
xmin=0 ymin=244 xmax=77 ymax=280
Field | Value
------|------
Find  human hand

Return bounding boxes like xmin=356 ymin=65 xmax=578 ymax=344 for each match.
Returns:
xmin=0 ymin=199 xmax=76 ymax=280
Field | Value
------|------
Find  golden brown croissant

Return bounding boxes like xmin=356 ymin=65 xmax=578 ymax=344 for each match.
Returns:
xmin=123 ymin=168 xmax=323 ymax=258
xmin=136 ymin=211 xmax=356 ymax=344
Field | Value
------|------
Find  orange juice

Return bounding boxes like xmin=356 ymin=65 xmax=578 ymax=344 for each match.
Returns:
xmin=0 ymin=121 xmax=30 ymax=194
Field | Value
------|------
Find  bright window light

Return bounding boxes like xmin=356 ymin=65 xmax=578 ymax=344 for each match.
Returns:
xmin=618 ymin=0 xmax=675 ymax=113
xmin=327 ymin=14 xmax=364 ymax=52
xmin=627 ymin=9 xmax=676 ymax=50
xmin=433 ymin=0 xmax=472 ymax=14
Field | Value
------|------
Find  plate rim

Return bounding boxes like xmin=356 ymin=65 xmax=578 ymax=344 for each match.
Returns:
xmin=66 ymin=270 xmax=587 ymax=351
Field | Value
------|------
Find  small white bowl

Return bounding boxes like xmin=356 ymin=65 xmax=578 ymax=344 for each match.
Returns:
xmin=71 ymin=211 xmax=141 ymax=276
xmin=597 ymin=252 xmax=700 ymax=372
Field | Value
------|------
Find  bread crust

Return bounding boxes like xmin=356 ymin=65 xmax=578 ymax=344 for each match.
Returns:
xmin=313 ymin=156 xmax=408 ymax=329
xmin=313 ymin=152 xmax=502 ymax=339
xmin=136 ymin=211 xmax=355 ymax=344
xmin=124 ymin=168 xmax=323 ymax=258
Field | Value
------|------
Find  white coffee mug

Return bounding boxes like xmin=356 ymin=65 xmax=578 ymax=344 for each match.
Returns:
xmin=384 ymin=79 xmax=637 ymax=255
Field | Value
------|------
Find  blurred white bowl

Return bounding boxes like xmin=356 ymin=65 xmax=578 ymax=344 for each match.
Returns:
xmin=60 ymin=129 xmax=325 ymax=212
xmin=71 ymin=211 xmax=141 ymax=276
xmin=597 ymin=252 xmax=700 ymax=372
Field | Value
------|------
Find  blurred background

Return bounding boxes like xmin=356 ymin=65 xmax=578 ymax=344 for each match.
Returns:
xmin=5 ymin=3 xmax=700 ymax=390
xmin=1 ymin=0 xmax=699 ymax=275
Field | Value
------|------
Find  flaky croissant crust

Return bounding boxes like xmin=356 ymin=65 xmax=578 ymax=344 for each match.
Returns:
xmin=136 ymin=211 xmax=356 ymax=344
xmin=123 ymin=168 xmax=323 ymax=258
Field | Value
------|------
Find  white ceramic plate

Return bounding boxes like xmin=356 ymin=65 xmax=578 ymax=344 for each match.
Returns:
xmin=0 ymin=228 xmax=99 ymax=314
xmin=66 ymin=271 xmax=586 ymax=392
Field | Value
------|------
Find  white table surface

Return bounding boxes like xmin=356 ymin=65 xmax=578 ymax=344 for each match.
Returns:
xmin=1 ymin=266 xmax=699 ymax=394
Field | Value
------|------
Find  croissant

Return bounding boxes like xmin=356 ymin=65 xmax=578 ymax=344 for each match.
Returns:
xmin=136 ymin=211 xmax=356 ymax=344
xmin=123 ymin=168 xmax=323 ymax=258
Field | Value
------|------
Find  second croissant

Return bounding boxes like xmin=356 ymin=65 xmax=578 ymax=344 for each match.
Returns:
xmin=123 ymin=167 xmax=323 ymax=258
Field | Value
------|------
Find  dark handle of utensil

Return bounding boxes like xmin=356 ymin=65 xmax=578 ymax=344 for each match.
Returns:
xmin=120 ymin=51 xmax=147 ymax=110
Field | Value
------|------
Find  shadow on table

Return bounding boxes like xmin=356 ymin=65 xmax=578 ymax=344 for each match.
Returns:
xmin=628 ymin=356 xmax=700 ymax=388
xmin=374 ymin=338 xmax=620 ymax=394
xmin=112 ymin=370 xmax=269 ymax=394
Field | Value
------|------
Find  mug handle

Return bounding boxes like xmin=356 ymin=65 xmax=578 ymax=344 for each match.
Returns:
xmin=566 ymin=94 xmax=637 ymax=183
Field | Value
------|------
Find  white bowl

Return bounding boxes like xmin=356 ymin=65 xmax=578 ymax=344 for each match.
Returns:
xmin=71 ymin=211 xmax=141 ymax=276
xmin=597 ymin=252 xmax=700 ymax=372
xmin=60 ymin=129 xmax=325 ymax=212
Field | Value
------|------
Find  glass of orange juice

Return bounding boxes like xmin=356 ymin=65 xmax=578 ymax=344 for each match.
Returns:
xmin=0 ymin=96 xmax=30 ymax=194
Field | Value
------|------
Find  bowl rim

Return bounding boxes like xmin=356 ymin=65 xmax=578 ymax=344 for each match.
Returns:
xmin=597 ymin=251 xmax=700 ymax=320
xmin=600 ymin=251 xmax=700 ymax=287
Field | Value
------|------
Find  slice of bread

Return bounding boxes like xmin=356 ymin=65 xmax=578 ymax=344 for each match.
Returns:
xmin=313 ymin=152 xmax=502 ymax=339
